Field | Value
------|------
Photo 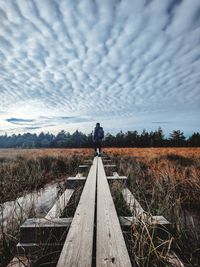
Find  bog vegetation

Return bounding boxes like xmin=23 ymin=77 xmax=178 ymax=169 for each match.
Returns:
xmin=108 ymin=147 xmax=200 ymax=266
xmin=0 ymin=148 xmax=200 ymax=266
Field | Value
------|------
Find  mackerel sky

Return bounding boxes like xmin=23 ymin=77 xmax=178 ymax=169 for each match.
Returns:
xmin=0 ymin=0 xmax=199 ymax=136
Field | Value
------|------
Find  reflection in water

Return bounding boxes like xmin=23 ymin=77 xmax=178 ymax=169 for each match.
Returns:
xmin=0 ymin=183 xmax=58 ymax=230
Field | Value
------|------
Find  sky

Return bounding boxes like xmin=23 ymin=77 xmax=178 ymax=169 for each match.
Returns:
xmin=0 ymin=0 xmax=200 ymax=137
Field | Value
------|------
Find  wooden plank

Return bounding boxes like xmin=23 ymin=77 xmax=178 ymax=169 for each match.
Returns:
xmin=66 ymin=176 xmax=86 ymax=189
xmin=107 ymin=171 xmax=127 ymax=181
xmin=104 ymin=164 xmax=116 ymax=168
xmin=79 ymin=164 xmax=89 ymax=168
xmin=45 ymin=189 xmax=74 ymax=219
xmin=20 ymin=218 xmax=72 ymax=243
xmin=119 ymin=216 xmax=170 ymax=226
xmin=96 ymin=157 xmax=132 ymax=267
xmin=67 ymin=177 xmax=86 ymax=181
xmin=107 ymin=176 xmax=127 ymax=180
xmin=68 ymin=175 xmax=127 ymax=181
xmin=122 ymin=188 xmax=147 ymax=219
xmin=113 ymin=172 xmax=120 ymax=177
xmin=102 ymin=159 xmax=112 ymax=163
xmin=7 ymin=256 xmax=29 ymax=267
xmin=56 ymin=157 xmax=98 ymax=267
xmin=21 ymin=217 xmax=72 ymax=228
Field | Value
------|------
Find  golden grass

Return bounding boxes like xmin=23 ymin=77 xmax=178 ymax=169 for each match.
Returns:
xmin=0 ymin=148 xmax=93 ymax=159
xmin=106 ymin=147 xmax=200 ymax=266
xmin=104 ymin=147 xmax=200 ymax=159
xmin=1 ymin=147 xmax=200 ymax=266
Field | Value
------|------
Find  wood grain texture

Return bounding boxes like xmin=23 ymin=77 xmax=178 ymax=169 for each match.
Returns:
xmin=122 ymin=188 xmax=146 ymax=219
xmin=56 ymin=157 xmax=98 ymax=267
xmin=119 ymin=216 xmax=170 ymax=226
xmin=96 ymin=157 xmax=132 ymax=267
xmin=45 ymin=189 xmax=74 ymax=219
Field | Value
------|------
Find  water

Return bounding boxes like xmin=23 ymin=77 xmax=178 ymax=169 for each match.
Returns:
xmin=0 ymin=182 xmax=59 ymax=230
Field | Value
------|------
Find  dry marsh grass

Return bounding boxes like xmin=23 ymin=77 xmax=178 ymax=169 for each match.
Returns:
xmin=0 ymin=148 xmax=92 ymax=267
xmin=0 ymin=148 xmax=92 ymax=160
xmin=1 ymin=147 xmax=200 ymax=266
xmin=0 ymin=148 xmax=92 ymax=203
xmin=107 ymin=147 xmax=200 ymax=266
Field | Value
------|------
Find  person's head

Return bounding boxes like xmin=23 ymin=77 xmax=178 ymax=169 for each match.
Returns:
xmin=96 ymin=122 xmax=100 ymax=127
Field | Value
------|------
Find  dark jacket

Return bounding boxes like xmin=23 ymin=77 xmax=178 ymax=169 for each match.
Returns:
xmin=93 ymin=126 xmax=104 ymax=142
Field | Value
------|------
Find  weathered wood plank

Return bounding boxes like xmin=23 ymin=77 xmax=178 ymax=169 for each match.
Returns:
xmin=79 ymin=164 xmax=89 ymax=168
xmin=107 ymin=171 xmax=127 ymax=181
xmin=104 ymin=164 xmax=116 ymax=168
xmin=20 ymin=218 xmax=72 ymax=243
xmin=96 ymin=157 xmax=132 ymax=267
xmin=45 ymin=189 xmax=74 ymax=219
xmin=107 ymin=176 xmax=127 ymax=180
xmin=7 ymin=256 xmax=30 ymax=267
xmin=67 ymin=175 xmax=127 ymax=181
xmin=56 ymin=157 xmax=98 ymax=267
xmin=119 ymin=216 xmax=170 ymax=226
xmin=122 ymin=188 xmax=147 ymax=219
xmin=66 ymin=175 xmax=86 ymax=189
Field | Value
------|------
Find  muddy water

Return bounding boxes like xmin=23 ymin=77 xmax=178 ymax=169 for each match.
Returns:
xmin=0 ymin=182 xmax=59 ymax=230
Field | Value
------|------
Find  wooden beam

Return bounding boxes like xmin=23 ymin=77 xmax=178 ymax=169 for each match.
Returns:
xmin=104 ymin=164 xmax=116 ymax=168
xmin=121 ymin=189 xmax=184 ymax=266
xmin=66 ymin=176 xmax=86 ymax=189
xmin=45 ymin=189 xmax=74 ymax=219
xmin=122 ymin=187 xmax=147 ymax=219
xmin=102 ymin=159 xmax=112 ymax=163
xmin=56 ymin=157 xmax=98 ymax=267
xmin=79 ymin=164 xmax=89 ymax=168
xmin=107 ymin=176 xmax=127 ymax=180
xmin=107 ymin=171 xmax=127 ymax=181
xmin=20 ymin=218 xmax=72 ymax=243
xmin=119 ymin=216 xmax=170 ymax=226
xmin=67 ymin=177 xmax=86 ymax=181
xmin=96 ymin=157 xmax=132 ymax=267
xmin=66 ymin=175 xmax=127 ymax=181
xmin=7 ymin=256 xmax=30 ymax=267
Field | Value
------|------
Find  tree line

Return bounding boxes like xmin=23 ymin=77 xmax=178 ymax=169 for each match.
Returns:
xmin=0 ymin=128 xmax=199 ymax=148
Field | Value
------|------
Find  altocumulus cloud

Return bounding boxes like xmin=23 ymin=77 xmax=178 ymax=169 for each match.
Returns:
xmin=0 ymin=0 xmax=199 ymax=135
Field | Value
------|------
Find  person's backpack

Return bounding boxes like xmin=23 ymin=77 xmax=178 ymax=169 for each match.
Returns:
xmin=98 ymin=127 xmax=104 ymax=139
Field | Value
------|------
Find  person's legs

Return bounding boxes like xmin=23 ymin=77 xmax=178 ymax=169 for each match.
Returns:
xmin=98 ymin=141 xmax=102 ymax=153
xmin=97 ymin=141 xmax=102 ymax=156
xmin=94 ymin=142 xmax=98 ymax=156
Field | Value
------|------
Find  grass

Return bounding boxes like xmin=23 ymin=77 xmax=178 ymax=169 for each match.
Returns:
xmin=1 ymin=147 xmax=200 ymax=266
xmin=107 ymin=147 xmax=200 ymax=266
xmin=0 ymin=148 xmax=92 ymax=267
xmin=0 ymin=148 xmax=92 ymax=203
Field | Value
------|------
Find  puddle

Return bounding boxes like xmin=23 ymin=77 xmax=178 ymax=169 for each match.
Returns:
xmin=0 ymin=182 xmax=60 ymax=230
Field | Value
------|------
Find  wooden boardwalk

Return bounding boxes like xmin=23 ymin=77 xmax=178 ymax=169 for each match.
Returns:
xmin=56 ymin=157 xmax=98 ymax=267
xmin=10 ymin=155 xmax=184 ymax=267
xmin=96 ymin=158 xmax=132 ymax=267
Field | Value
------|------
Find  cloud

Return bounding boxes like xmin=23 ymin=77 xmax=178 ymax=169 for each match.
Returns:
xmin=6 ymin=118 xmax=35 ymax=124
xmin=0 ymin=0 xmax=199 ymax=135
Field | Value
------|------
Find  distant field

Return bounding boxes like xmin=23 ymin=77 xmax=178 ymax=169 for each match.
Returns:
xmin=1 ymin=147 xmax=200 ymax=159
xmin=0 ymin=148 xmax=93 ymax=159
xmin=105 ymin=147 xmax=200 ymax=158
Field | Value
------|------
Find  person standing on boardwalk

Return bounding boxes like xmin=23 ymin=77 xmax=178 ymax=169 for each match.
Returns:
xmin=93 ymin=123 xmax=104 ymax=156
